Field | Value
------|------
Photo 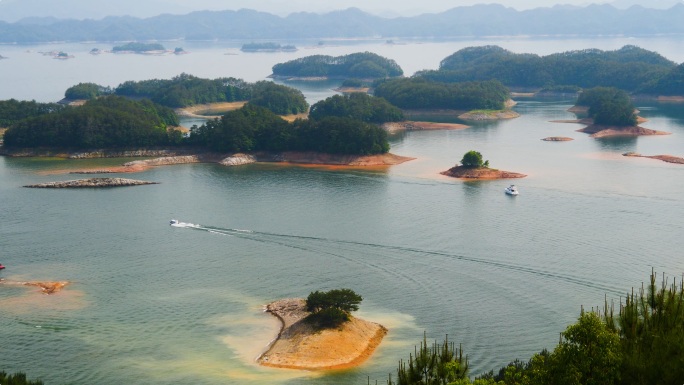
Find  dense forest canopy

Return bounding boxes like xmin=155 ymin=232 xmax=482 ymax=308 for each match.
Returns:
xmin=418 ymin=45 xmax=682 ymax=95
xmin=64 ymin=82 xmax=112 ymax=100
xmin=373 ymin=78 xmax=509 ymax=110
xmin=188 ymin=104 xmax=389 ymax=155
xmin=3 ymin=96 xmax=180 ymax=148
xmin=308 ymin=93 xmax=404 ymax=123
xmin=114 ymin=73 xmax=251 ymax=108
xmin=0 ymin=99 xmax=65 ymax=127
xmin=576 ymin=87 xmax=638 ymax=127
xmin=272 ymin=52 xmax=403 ymax=79
xmin=113 ymin=74 xmax=308 ymax=114
xmin=247 ymin=81 xmax=309 ymax=115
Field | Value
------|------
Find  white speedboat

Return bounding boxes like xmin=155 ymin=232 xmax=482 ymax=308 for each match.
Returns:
xmin=170 ymin=219 xmax=178 ymax=225
xmin=505 ymin=185 xmax=519 ymax=196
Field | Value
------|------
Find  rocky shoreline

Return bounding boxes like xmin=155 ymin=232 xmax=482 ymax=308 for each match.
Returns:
xmin=577 ymin=125 xmax=670 ymax=138
xmin=623 ymin=152 xmax=684 ymax=164
xmin=24 ymin=177 xmax=159 ymax=188
xmin=257 ymin=298 xmax=387 ymax=370
xmin=441 ymin=166 xmax=527 ymax=179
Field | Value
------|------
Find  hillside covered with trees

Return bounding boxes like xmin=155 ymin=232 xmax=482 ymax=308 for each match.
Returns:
xmin=417 ymin=45 xmax=683 ymax=96
xmin=0 ymin=99 xmax=65 ymax=127
xmin=187 ymin=104 xmax=389 ymax=155
xmin=3 ymin=96 xmax=180 ymax=148
xmin=373 ymin=78 xmax=510 ymax=111
xmin=308 ymin=93 xmax=404 ymax=123
xmin=112 ymin=74 xmax=308 ymax=114
xmin=272 ymin=52 xmax=403 ymax=79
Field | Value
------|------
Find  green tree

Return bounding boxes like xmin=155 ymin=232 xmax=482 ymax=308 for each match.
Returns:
xmin=607 ymin=270 xmax=684 ymax=385
xmin=389 ymin=333 xmax=469 ymax=385
xmin=546 ymin=310 xmax=621 ymax=385
xmin=305 ymin=288 xmax=363 ymax=328
xmin=0 ymin=371 xmax=44 ymax=385
xmin=65 ymin=82 xmax=111 ymax=100
xmin=461 ymin=151 xmax=484 ymax=168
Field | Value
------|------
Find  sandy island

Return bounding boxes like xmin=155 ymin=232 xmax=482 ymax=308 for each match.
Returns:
xmin=257 ymin=298 xmax=387 ymax=370
xmin=623 ymin=152 xmax=684 ymax=165
xmin=542 ymin=137 xmax=574 ymax=141
xmin=441 ymin=166 xmax=527 ymax=180
xmin=577 ymin=125 xmax=670 ymax=138
xmin=382 ymin=121 xmax=469 ymax=133
xmin=0 ymin=280 xmax=69 ymax=294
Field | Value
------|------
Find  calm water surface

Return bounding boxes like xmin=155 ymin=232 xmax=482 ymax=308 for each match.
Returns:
xmin=1 ymin=37 xmax=683 ymax=385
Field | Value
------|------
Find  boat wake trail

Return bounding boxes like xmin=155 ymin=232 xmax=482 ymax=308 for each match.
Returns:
xmin=171 ymin=221 xmax=624 ymax=296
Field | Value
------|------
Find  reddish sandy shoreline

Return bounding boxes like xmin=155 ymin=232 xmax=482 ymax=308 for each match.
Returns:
xmin=257 ymin=298 xmax=387 ymax=370
xmin=441 ymin=166 xmax=527 ymax=180
xmin=623 ymin=152 xmax=684 ymax=164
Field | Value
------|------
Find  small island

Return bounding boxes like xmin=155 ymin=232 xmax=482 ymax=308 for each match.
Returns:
xmin=241 ymin=42 xmax=297 ymax=53
xmin=258 ymin=289 xmax=386 ymax=370
xmin=571 ymin=87 xmax=670 ymax=137
xmin=542 ymin=137 xmax=574 ymax=141
xmin=271 ymin=52 xmax=403 ymax=80
xmin=441 ymin=150 xmax=526 ymax=179
xmin=112 ymin=42 xmax=166 ymax=54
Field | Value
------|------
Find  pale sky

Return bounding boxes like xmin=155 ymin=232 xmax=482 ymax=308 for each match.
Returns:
xmin=0 ymin=0 xmax=681 ymax=21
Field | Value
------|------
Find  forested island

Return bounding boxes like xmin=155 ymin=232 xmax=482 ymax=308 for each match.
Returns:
xmin=112 ymin=42 xmax=166 ymax=53
xmin=441 ymin=150 xmax=526 ymax=180
xmin=62 ymin=74 xmax=309 ymax=114
xmin=418 ymin=45 xmax=684 ymax=97
xmin=569 ymin=87 xmax=671 ymax=137
xmin=241 ymin=42 xmax=297 ymax=52
xmin=373 ymin=78 xmax=514 ymax=116
xmin=271 ymin=52 xmax=403 ymax=80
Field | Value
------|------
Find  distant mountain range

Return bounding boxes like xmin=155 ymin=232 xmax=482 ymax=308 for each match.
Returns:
xmin=2 ymin=4 xmax=684 ymax=43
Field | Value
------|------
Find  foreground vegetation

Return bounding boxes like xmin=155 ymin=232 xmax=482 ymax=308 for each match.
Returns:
xmin=389 ymin=270 xmax=684 ymax=385
xmin=0 ymin=371 xmax=44 ymax=385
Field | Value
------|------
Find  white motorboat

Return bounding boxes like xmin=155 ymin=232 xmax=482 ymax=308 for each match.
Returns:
xmin=505 ymin=185 xmax=519 ymax=196
xmin=170 ymin=219 xmax=178 ymax=225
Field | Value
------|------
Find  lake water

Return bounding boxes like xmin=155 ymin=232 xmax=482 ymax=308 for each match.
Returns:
xmin=1 ymin=37 xmax=683 ymax=385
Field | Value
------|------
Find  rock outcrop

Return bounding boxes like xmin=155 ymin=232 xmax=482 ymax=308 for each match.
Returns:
xmin=24 ymin=178 xmax=158 ymax=188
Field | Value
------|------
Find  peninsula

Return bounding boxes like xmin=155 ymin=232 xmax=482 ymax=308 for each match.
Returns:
xmin=258 ymin=298 xmax=387 ymax=370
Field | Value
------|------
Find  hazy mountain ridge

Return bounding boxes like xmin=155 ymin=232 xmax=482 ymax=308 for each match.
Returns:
xmin=2 ymin=4 xmax=684 ymax=43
